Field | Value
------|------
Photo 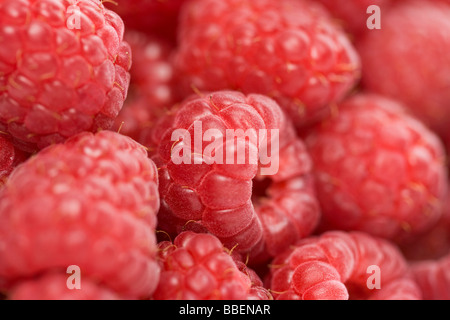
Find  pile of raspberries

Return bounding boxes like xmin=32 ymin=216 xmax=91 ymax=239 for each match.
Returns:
xmin=1 ymin=0 xmax=450 ymax=301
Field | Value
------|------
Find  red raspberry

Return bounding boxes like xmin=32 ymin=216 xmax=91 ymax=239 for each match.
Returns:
xmin=173 ymin=0 xmax=361 ymax=128
xmin=149 ymin=91 xmax=320 ymax=261
xmin=305 ymin=94 xmax=448 ymax=242
xmin=0 ymin=134 xmax=29 ymax=186
xmin=400 ymin=190 xmax=450 ymax=261
xmin=153 ymin=231 xmax=271 ymax=300
xmin=412 ymin=255 xmax=450 ymax=300
xmin=8 ymin=272 xmax=120 ymax=300
xmin=268 ymin=231 xmax=422 ymax=300
xmin=0 ymin=131 xmax=160 ymax=299
xmin=112 ymin=31 xmax=178 ymax=143
xmin=315 ymin=0 xmax=391 ymax=37
xmin=249 ymin=133 xmax=320 ymax=264
xmin=357 ymin=0 xmax=450 ymax=138
xmin=0 ymin=0 xmax=132 ymax=152
xmin=104 ymin=0 xmax=187 ymax=44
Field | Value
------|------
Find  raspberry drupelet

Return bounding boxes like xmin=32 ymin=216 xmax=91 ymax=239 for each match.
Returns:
xmin=0 ymin=0 xmax=132 ymax=152
xmin=0 ymin=131 xmax=160 ymax=299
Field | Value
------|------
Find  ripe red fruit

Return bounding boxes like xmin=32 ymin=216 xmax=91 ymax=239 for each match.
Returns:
xmin=305 ymin=94 xmax=448 ymax=242
xmin=357 ymin=0 xmax=450 ymax=138
xmin=0 ymin=0 xmax=132 ymax=152
xmin=104 ymin=0 xmax=187 ymax=44
xmin=0 ymin=131 xmax=160 ymax=299
xmin=153 ymin=231 xmax=272 ymax=300
xmin=148 ymin=91 xmax=320 ymax=262
xmin=173 ymin=0 xmax=361 ymax=128
xmin=268 ymin=231 xmax=422 ymax=300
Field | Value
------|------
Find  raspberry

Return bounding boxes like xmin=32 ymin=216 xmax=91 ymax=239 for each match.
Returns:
xmin=173 ymin=0 xmax=361 ymax=128
xmin=8 ymin=272 xmax=120 ymax=300
xmin=412 ymin=255 xmax=450 ymax=300
xmin=153 ymin=231 xmax=271 ymax=300
xmin=357 ymin=0 xmax=450 ymax=138
xmin=0 ymin=134 xmax=28 ymax=186
xmin=0 ymin=0 xmax=132 ymax=152
xmin=268 ymin=231 xmax=422 ymax=300
xmin=112 ymin=31 xmax=178 ymax=143
xmin=305 ymin=94 xmax=448 ymax=242
xmin=0 ymin=131 xmax=160 ymax=299
xmin=104 ymin=0 xmax=187 ymax=44
xmin=149 ymin=91 xmax=320 ymax=261
xmin=444 ymin=132 xmax=450 ymax=160
xmin=315 ymin=0 xmax=392 ymax=37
